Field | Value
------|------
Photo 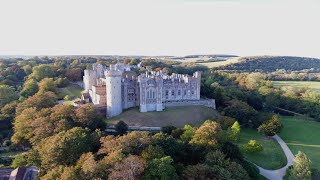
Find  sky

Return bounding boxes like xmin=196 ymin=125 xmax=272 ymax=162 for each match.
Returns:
xmin=0 ymin=0 xmax=319 ymax=58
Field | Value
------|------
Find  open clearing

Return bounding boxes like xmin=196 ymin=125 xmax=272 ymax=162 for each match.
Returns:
xmin=159 ymin=57 xmax=241 ymax=68
xmin=273 ymin=81 xmax=320 ymax=93
xmin=57 ymin=84 xmax=83 ymax=104
xmin=106 ymin=106 xmax=220 ymax=128
xmin=279 ymin=116 xmax=320 ymax=169
xmin=58 ymin=84 xmax=83 ymax=97
xmin=237 ymin=129 xmax=287 ymax=170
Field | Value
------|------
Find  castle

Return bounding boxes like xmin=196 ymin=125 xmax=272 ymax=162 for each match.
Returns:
xmin=80 ymin=63 xmax=215 ymax=118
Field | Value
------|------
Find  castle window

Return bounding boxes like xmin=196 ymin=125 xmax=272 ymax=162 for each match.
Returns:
xmin=184 ymin=90 xmax=187 ymax=95
xmin=171 ymin=90 xmax=175 ymax=96
xmin=178 ymin=90 xmax=181 ymax=96
xmin=191 ymin=91 xmax=194 ymax=95
xmin=152 ymin=91 xmax=155 ymax=99
xmin=165 ymin=90 xmax=169 ymax=96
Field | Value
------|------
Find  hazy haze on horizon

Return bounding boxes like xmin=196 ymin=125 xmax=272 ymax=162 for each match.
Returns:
xmin=0 ymin=0 xmax=319 ymax=58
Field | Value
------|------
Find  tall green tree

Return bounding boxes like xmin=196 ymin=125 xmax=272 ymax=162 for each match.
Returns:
xmin=0 ymin=85 xmax=18 ymax=108
xmin=31 ymin=64 xmax=54 ymax=81
xmin=228 ymin=121 xmax=241 ymax=142
xmin=20 ymin=79 xmax=39 ymax=97
xmin=143 ymin=156 xmax=178 ymax=180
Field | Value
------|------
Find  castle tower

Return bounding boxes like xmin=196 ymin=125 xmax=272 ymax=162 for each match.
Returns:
xmin=83 ymin=70 xmax=97 ymax=91
xmin=155 ymin=74 xmax=164 ymax=111
xmin=105 ymin=69 xmax=123 ymax=118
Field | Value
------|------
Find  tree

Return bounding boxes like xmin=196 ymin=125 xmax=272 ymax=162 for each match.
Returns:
xmin=221 ymin=142 xmax=243 ymax=161
xmin=11 ymin=108 xmax=38 ymax=146
xmin=99 ymin=131 xmax=152 ymax=155
xmin=31 ymin=64 xmax=54 ymax=81
xmin=16 ymin=91 xmax=57 ymax=115
xmin=115 ymin=120 xmax=128 ymax=135
xmin=243 ymin=140 xmax=263 ymax=153
xmin=162 ymin=126 xmax=177 ymax=135
xmin=20 ymin=79 xmax=39 ymax=97
xmin=205 ymin=151 xmax=250 ymax=180
xmin=141 ymin=145 xmax=165 ymax=161
xmin=1 ymin=101 xmax=18 ymax=118
xmin=190 ymin=121 xmax=222 ymax=148
xmin=228 ymin=121 xmax=241 ymax=142
xmin=180 ymin=124 xmax=195 ymax=142
xmin=223 ymin=100 xmax=258 ymax=128
xmin=143 ymin=156 xmax=178 ymax=180
xmin=37 ymin=127 xmax=96 ymax=171
xmin=289 ymin=151 xmax=311 ymax=180
xmin=258 ymin=115 xmax=283 ymax=137
xmin=11 ymin=154 xmax=28 ymax=168
xmin=65 ymin=68 xmax=82 ymax=82
xmin=75 ymin=104 xmax=105 ymax=130
xmin=0 ymin=85 xmax=18 ymax=108
xmin=38 ymin=78 xmax=57 ymax=94
xmin=109 ymin=155 xmax=146 ymax=180
xmin=181 ymin=164 xmax=214 ymax=180
xmin=55 ymin=77 xmax=69 ymax=88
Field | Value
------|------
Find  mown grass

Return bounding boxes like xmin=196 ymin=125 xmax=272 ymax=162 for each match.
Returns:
xmin=278 ymin=116 xmax=320 ymax=169
xmin=58 ymin=84 xmax=83 ymax=97
xmin=106 ymin=106 xmax=220 ymax=128
xmin=237 ymin=129 xmax=287 ymax=170
xmin=273 ymin=81 xmax=320 ymax=93
xmin=159 ymin=57 xmax=241 ymax=68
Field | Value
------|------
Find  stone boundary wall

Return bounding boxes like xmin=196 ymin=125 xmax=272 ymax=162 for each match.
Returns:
xmin=164 ymin=99 xmax=216 ymax=109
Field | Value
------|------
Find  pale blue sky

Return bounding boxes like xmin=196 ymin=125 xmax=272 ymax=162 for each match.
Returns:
xmin=0 ymin=0 xmax=319 ymax=57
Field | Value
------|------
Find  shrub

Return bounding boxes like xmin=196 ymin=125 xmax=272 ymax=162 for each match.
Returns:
xmin=115 ymin=121 xmax=128 ymax=135
xmin=243 ymin=140 xmax=263 ymax=153
xmin=3 ymin=140 xmax=11 ymax=147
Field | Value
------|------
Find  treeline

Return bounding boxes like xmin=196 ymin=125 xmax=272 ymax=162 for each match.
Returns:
xmin=215 ymin=56 xmax=320 ymax=73
xmin=201 ymin=71 xmax=320 ymax=122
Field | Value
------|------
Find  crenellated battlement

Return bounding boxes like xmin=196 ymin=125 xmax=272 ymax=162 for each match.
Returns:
xmin=81 ymin=63 xmax=214 ymax=117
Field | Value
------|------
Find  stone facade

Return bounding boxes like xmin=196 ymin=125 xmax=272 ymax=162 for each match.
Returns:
xmin=82 ymin=63 xmax=215 ymax=118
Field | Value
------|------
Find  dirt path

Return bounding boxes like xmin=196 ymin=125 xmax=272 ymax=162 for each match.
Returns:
xmin=258 ymin=135 xmax=294 ymax=180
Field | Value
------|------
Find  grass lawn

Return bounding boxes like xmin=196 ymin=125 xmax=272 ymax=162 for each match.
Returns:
xmin=57 ymin=84 xmax=83 ymax=104
xmin=0 ymin=151 xmax=25 ymax=158
xmin=237 ymin=129 xmax=287 ymax=170
xmin=160 ymin=57 xmax=241 ymax=68
xmin=278 ymin=116 xmax=320 ymax=169
xmin=273 ymin=81 xmax=320 ymax=93
xmin=58 ymin=84 xmax=83 ymax=97
xmin=106 ymin=106 xmax=220 ymax=128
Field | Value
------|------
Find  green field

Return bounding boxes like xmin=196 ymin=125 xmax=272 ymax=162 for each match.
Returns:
xmin=58 ymin=84 xmax=83 ymax=97
xmin=279 ymin=116 xmax=320 ymax=169
xmin=237 ymin=129 xmax=287 ymax=170
xmin=107 ymin=106 xmax=220 ymax=128
xmin=273 ymin=81 xmax=320 ymax=93
xmin=159 ymin=57 xmax=241 ymax=68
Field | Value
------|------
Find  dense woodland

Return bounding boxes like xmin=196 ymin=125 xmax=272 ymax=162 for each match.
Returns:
xmin=0 ymin=56 xmax=318 ymax=179
xmin=215 ymin=56 xmax=320 ymax=74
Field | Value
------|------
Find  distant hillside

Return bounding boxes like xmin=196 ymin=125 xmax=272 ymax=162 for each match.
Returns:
xmin=215 ymin=56 xmax=320 ymax=72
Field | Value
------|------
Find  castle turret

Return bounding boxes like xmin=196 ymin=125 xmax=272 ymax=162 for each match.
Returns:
xmin=105 ymin=69 xmax=123 ymax=118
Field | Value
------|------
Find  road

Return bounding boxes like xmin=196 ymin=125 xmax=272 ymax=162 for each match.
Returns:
xmin=258 ymin=135 xmax=294 ymax=180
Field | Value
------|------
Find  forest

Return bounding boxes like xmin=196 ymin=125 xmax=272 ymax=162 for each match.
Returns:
xmin=215 ymin=56 xmax=320 ymax=73
xmin=0 ymin=56 xmax=318 ymax=179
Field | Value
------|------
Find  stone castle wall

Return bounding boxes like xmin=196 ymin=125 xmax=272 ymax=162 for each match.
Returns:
xmin=164 ymin=99 xmax=216 ymax=109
